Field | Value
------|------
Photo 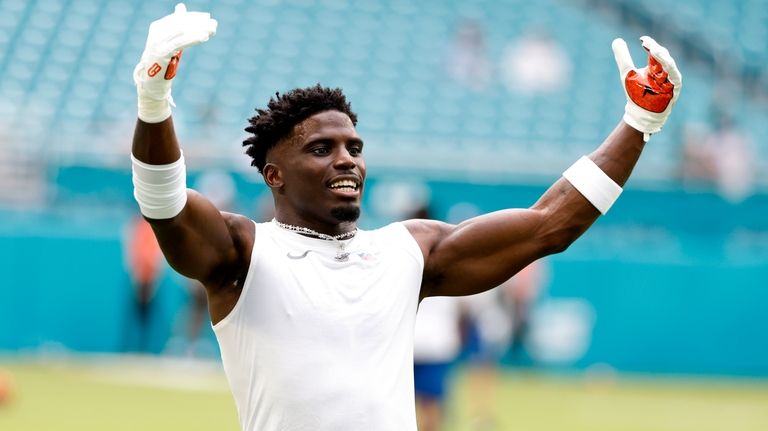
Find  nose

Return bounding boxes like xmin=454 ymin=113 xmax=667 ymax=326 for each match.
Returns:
xmin=333 ymin=147 xmax=356 ymax=170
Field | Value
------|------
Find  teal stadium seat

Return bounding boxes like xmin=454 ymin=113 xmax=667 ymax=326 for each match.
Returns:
xmin=0 ymin=0 xmax=765 ymax=183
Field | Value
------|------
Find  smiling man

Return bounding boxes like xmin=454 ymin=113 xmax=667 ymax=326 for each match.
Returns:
xmin=130 ymin=4 xmax=681 ymax=431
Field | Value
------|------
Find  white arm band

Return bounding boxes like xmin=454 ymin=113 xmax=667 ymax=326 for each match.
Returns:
xmin=562 ymin=156 xmax=622 ymax=214
xmin=131 ymin=153 xmax=187 ymax=219
xmin=137 ymin=94 xmax=173 ymax=124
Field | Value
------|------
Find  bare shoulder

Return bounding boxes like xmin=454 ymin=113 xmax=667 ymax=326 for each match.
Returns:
xmin=402 ymin=218 xmax=455 ymax=255
xmin=402 ymin=218 xmax=456 ymax=299
xmin=198 ymin=211 xmax=255 ymax=290
xmin=221 ymin=212 xmax=256 ymax=258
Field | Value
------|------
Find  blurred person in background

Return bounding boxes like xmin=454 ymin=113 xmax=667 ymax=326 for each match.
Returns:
xmin=500 ymin=27 xmax=572 ymax=94
xmin=461 ymin=277 xmax=515 ymax=431
xmin=507 ymin=259 xmax=550 ymax=364
xmin=680 ymin=110 xmax=755 ymax=203
xmin=679 ymin=121 xmax=716 ymax=186
xmin=130 ymin=4 xmax=680 ymax=430
xmin=462 ymin=259 xmax=547 ymax=430
xmin=122 ymin=216 xmax=163 ymax=353
xmin=414 ymin=295 xmax=463 ymax=431
xmin=705 ymin=111 xmax=755 ymax=203
xmin=447 ymin=19 xmax=493 ymax=91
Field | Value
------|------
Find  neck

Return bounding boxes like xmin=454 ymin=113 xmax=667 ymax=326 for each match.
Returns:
xmin=273 ymin=218 xmax=357 ymax=241
xmin=273 ymin=212 xmax=356 ymax=237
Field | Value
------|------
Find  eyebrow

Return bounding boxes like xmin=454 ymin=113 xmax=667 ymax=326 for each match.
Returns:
xmin=303 ymin=137 xmax=364 ymax=148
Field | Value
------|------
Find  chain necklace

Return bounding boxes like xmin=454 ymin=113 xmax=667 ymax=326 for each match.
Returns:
xmin=273 ymin=218 xmax=357 ymax=262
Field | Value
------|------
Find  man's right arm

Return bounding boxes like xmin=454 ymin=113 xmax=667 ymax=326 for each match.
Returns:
xmin=130 ymin=5 xmax=246 ymax=291
xmin=132 ymin=118 xmax=246 ymax=289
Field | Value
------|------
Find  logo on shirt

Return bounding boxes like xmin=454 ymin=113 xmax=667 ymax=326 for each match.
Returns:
xmin=286 ymin=251 xmax=311 ymax=259
xmin=356 ymin=252 xmax=378 ymax=261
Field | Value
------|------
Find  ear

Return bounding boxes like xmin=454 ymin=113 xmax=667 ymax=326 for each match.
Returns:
xmin=263 ymin=163 xmax=284 ymax=189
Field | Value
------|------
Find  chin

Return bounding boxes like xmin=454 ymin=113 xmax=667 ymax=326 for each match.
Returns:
xmin=331 ymin=206 xmax=361 ymax=223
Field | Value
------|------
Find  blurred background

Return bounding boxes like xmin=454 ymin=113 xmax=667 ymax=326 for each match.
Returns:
xmin=0 ymin=0 xmax=767 ymax=430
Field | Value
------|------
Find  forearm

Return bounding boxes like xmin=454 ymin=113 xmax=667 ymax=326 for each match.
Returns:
xmin=588 ymin=121 xmax=645 ymax=187
xmin=131 ymin=117 xmax=182 ymax=164
xmin=531 ymin=121 xmax=644 ymax=251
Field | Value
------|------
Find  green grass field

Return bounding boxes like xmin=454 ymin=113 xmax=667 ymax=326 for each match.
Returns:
xmin=1 ymin=357 xmax=767 ymax=431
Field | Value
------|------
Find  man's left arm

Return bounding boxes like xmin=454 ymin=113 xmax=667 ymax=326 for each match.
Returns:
xmin=411 ymin=36 xmax=682 ymax=298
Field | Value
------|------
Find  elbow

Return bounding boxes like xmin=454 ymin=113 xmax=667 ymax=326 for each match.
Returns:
xmin=541 ymin=225 xmax=584 ymax=255
xmin=543 ymin=236 xmax=571 ymax=255
xmin=532 ymin=203 xmax=595 ymax=256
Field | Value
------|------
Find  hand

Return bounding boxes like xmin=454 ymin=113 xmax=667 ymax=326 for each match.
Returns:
xmin=612 ymin=36 xmax=682 ymax=140
xmin=133 ymin=3 xmax=218 ymax=122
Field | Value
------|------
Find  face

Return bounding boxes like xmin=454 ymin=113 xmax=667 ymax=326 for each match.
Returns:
xmin=264 ymin=110 xmax=366 ymax=232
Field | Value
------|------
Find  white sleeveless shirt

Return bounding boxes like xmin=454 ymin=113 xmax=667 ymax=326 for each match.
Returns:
xmin=213 ymin=221 xmax=424 ymax=431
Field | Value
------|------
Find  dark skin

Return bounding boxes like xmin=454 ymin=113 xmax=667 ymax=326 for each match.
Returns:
xmin=132 ymin=110 xmax=644 ymax=324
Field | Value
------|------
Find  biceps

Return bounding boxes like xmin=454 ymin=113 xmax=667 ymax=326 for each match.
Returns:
xmin=149 ymin=191 xmax=238 ymax=282
xmin=425 ymin=209 xmax=551 ymax=296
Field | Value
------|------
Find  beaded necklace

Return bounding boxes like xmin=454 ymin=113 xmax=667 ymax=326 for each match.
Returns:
xmin=273 ymin=218 xmax=357 ymax=262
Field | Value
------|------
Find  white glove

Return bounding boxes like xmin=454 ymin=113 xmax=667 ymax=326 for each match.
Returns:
xmin=612 ymin=36 xmax=682 ymax=141
xmin=133 ymin=3 xmax=217 ymax=123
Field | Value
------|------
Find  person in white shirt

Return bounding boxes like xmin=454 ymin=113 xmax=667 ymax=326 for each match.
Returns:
xmin=413 ymin=296 xmax=463 ymax=431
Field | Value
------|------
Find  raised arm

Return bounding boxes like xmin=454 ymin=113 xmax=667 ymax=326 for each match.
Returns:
xmin=131 ymin=5 xmax=248 ymax=297
xmin=411 ymin=36 xmax=682 ymax=298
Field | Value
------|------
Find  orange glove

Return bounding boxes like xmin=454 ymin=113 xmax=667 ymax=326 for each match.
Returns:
xmin=612 ymin=36 xmax=682 ymax=141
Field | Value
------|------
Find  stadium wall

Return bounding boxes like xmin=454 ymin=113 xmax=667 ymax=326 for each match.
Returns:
xmin=0 ymin=167 xmax=766 ymax=377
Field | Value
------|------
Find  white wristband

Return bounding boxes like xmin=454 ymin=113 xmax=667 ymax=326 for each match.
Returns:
xmin=562 ymin=156 xmax=622 ymax=214
xmin=137 ymin=95 xmax=173 ymax=123
xmin=131 ymin=153 xmax=188 ymax=219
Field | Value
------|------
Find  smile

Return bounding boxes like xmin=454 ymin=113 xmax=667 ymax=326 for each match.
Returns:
xmin=328 ymin=179 xmax=360 ymax=192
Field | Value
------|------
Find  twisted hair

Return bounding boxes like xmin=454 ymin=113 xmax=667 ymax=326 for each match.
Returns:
xmin=242 ymin=84 xmax=358 ymax=173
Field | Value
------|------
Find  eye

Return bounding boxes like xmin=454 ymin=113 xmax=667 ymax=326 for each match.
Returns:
xmin=311 ymin=146 xmax=329 ymax=155
xmin=348 ymin=145 xmax=363 ymax=156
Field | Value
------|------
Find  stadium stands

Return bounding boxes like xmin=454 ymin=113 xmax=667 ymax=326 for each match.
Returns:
xmin=0 ymin=0 xmax=765 ymax=193
xmin=634 ymin=0 xmax=768 ymax=66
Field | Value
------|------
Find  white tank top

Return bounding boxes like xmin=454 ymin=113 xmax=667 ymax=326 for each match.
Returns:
xmin=213 ymin=221 xmax=424 ymax=431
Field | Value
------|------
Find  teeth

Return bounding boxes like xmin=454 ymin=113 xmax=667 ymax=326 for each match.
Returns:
xmin=330 ymin=180 xmax=357 ymax=190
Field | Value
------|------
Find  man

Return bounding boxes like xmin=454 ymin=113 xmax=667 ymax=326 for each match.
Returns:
xmin=122 ymin=216 xmax=163 ymax=352
xmin=131 ymin=4 xmax=681 ymax=430
xmin=413 ymin=295 xmax=462 ymax=431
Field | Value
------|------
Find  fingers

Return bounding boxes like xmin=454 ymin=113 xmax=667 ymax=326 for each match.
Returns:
xmin=640 ymin=35 xmax=682 ymax=87
xmin=157 ymin=28 xmax=215 ymax=55
xmin=647 ymin=55 xmax=669 ymax=82
xmin=152 ymin=10 xmax=218 ymax=55
xmin=205 ymin=16 xmax=218 ymax=37
xmin=646 ymin=55 xmax=674 ymax=93
xmin=182 ymin=13 xmax=217 ymax=46
xmin=172 ymin=3 xmax=217 ymax=39
xmin=611 ymin=38 xmax=635 ymax=79
xmin=176 ymin=8 xmax=217 ymax=40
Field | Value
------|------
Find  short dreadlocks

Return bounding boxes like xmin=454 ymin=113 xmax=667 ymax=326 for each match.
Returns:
xmin=242 ymin=84 xmax=358 ymax=173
